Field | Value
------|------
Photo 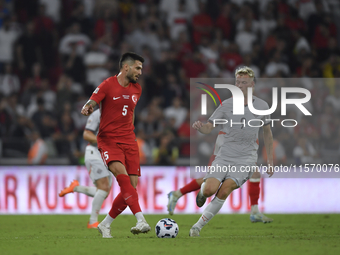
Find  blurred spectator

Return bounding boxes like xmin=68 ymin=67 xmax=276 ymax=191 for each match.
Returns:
xmin=152 ymin=131 xmax=179 ymax=165
xmin=26 ymin=78 xmax=56 ymax=117
xmin=325 ymin=88 xmax=340 ymax=112
xmin=162 ymin=73 xmax=184 ymax=108
xmin=94 ymin=8 xmax=119 ymax=40
xmin=215 ymin=3 xmax=233 ymax=40
xmin=177 ymin=112 xmax=190 ymax=157
xmin=262 ymin=138 xmax=287 ymax=165
xmin=167 ymin=0 xmax=189 ymax=40
xmin=265 ymin=51 xmax=290 ymax=77
xmin=16 ymin=21 xmax=41 ymax=77
xmin=199 ymin=37 xmax=219 ymax=76
xmin=27 ymin=130 xmax=48 ymax=164
xmin=159 ymin=0 xmax=198 ymax=20
xmin=3 ymin=93 xmax=25 ymax=121
xmin=31 ymin=97 xmax=57 ymax=139
xmin=67 ymin=2 xmax=92 ymax=36
xmin=191 ymin=1 xmax=213 ymax=45
xmin=221 ymin=43 xmax=243 ymax=73
xmin=0 ymin=0 xmax=10 ymax=28
xmin=0 ymin=16 xmax=20 ymax=69
xmin=56 ymin=74 xmax=82 ymax=109
xmin=59 ymin=22 xmax=91 ymax=56
xmin=293 ymin=136 xmax=317 ymax=164
xmin=0 ymin=96 xmax=11 ymax=136
xmin=259 ymin=2 xmax=277 ymax=43
xmin=136 ymin=129 xmax=152 ymax=165
xmin=39 ymin=0 xmax=61 ymax=22
xmin=84 ymin=43 xmax=110 ymax=87
xmin=0 ymin=64 xmax=20 ymax=96
xmin=33 ymin=3 xmax=57 ymax=69
xmin=164 ymin=97 xmax=187 ymax=129
xmin=138 ymin=98 xmax=163 ymax=149
xmin=53 ymin=110 xmax=78 ymax=162
xmin=235 ymin=19 xmax=257 ymax=55
xmin=182 ymin=51 xmax=206 ymax=78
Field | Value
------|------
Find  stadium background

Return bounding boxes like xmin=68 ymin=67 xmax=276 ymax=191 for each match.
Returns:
xmin=0 ymin=0 xmax=340 ymax=214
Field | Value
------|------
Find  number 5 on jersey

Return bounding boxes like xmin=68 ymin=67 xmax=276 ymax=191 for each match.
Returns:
xmin=103 ymin=151 xmax=109 ymax=160
xmin=122 ymin=105 xmax=128 ymax=116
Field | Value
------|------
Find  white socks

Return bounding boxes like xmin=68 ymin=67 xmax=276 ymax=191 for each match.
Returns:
xmin=135 ymin=212 xmax=146 ymax=223
xmin=101 ymin=210 xmax=145 ymax=227
xmin=173 ymin=190 xmax=183 ymax=198
xmin=72 ymin=186 xmax=108 ymax=224
xmin=251 ymin=204 xmax=259 ymax=214
xmin=101 ymin=214 xmax=114 ymax=227
xmin=193 ymin=197 xmax=225 ymax=230
xmin=73 ymin=186 xmax=97 ymax=197
xmin=89 ymin=189 xmax=108 ymax=224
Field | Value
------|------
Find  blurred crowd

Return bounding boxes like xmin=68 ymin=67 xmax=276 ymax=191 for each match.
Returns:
xmin=0 ymin=0 xmax=339 ymax=165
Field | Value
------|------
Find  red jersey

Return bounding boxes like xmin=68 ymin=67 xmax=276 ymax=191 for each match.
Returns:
xmin=90 ymin=75 xmax=142 ymax=145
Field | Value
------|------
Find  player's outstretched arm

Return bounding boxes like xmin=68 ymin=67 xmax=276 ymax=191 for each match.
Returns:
xmin=263 ymin=124 xmax=274 ymax=177
xmin=192 ymin=121 xmax=214 ymax=134
xmin=81 ymin=100 xmax=97 ymax=116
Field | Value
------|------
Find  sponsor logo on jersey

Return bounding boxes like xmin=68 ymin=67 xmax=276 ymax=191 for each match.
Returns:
xmin=94 ymin=88 xmax=99 ymax=94
xmin=123 ymin=95 xmax=130 ymax=99
xmin=113 ymin=97 xmax=120 ymax=100
xmin=132 ymin=94 xmax=137 ymax=104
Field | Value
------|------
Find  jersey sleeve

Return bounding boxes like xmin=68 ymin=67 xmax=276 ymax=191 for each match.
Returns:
xmin=85 ymin=109 xmax=100 ymax=132
xmin=90 ymin=80 xmax=108 ymax=105
xmin=208 ymin=104 xmax=225 ymax=123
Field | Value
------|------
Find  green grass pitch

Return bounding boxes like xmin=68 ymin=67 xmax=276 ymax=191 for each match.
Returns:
xmin=1 ymin=214 xmax=339 ymax=255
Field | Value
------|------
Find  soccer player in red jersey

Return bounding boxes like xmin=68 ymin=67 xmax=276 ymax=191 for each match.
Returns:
xmin=81 ymin=52 xmax=151 ymax=238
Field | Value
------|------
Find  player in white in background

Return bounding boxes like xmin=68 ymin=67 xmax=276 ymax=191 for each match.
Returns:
xmin=167 ymin=130 xmax=273 ymax=223
xmin=59 ymin=109 xmax=113 ymax=229
xmin=188 ymin=66 xmax=274 ymax=237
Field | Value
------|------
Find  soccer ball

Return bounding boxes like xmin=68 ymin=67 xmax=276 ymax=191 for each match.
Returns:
xmin=155 ymin=218 xmax=179 ymax=238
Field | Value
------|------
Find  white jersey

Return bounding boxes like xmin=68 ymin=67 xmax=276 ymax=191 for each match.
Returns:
xmin=209 ymin=96 xmax=270 ymax=163
xmin=84 ymin=109 xmax=112 ymax=183
xmin=85 ymin=109 xmax=100 ymax=149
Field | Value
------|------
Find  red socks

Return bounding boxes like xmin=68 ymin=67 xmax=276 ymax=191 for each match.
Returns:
xmin=180 ymin=179 xmax=201 ymax=195
xmin=108 ymin=192 xmax=127 ymax=219
xmin=116 ymin=174 xmax=141 ymax=215
xmin=248 ymin=180 xmax=260 ymax=206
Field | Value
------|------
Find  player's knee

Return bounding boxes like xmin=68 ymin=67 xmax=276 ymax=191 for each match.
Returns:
xmin=202 ymin=186 xmax=216 ymax=197
xmin=96 ymin=178 xmax=111 ymax=193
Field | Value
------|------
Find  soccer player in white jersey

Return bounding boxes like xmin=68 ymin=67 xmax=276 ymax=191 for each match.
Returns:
xmin=59 ymin=109 xmax=113 ymax=229
xmin=167 ymin=130 xmax=273 ymax=223
xmin=188 ymin=66 xmax=274 ymax=236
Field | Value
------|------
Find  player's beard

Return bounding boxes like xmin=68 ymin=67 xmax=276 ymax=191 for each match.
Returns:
xmin=127 ymin=71 xmax=137 ymax=84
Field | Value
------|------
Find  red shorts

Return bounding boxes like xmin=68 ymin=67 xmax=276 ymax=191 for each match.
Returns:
xmin=98 ymin=141 xmax=141 ymax=176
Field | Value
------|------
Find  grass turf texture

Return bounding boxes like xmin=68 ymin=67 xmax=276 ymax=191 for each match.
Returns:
xmin=1 ymin=214 xmax=339 ymax=255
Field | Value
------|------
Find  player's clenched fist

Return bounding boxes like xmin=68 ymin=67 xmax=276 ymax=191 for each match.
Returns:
xmin=192 ymin=121 xmax=203 ymax=130
xmin=81 ymin=104 xmax=94 ymax=116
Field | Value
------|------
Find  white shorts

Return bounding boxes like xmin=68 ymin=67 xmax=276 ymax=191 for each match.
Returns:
xmin=203 ymin=157 xmax=256 ymax=187
xmin=85 ymin=145 xmax=113 ymax=185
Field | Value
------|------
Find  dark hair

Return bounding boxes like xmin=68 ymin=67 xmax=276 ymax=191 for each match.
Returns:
xmin=119 ymin=52 xmax=144 ymax=69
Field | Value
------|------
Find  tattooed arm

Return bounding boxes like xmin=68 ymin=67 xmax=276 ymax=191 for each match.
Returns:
xmin=81 ymin=100 xmax=97 ymax=116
